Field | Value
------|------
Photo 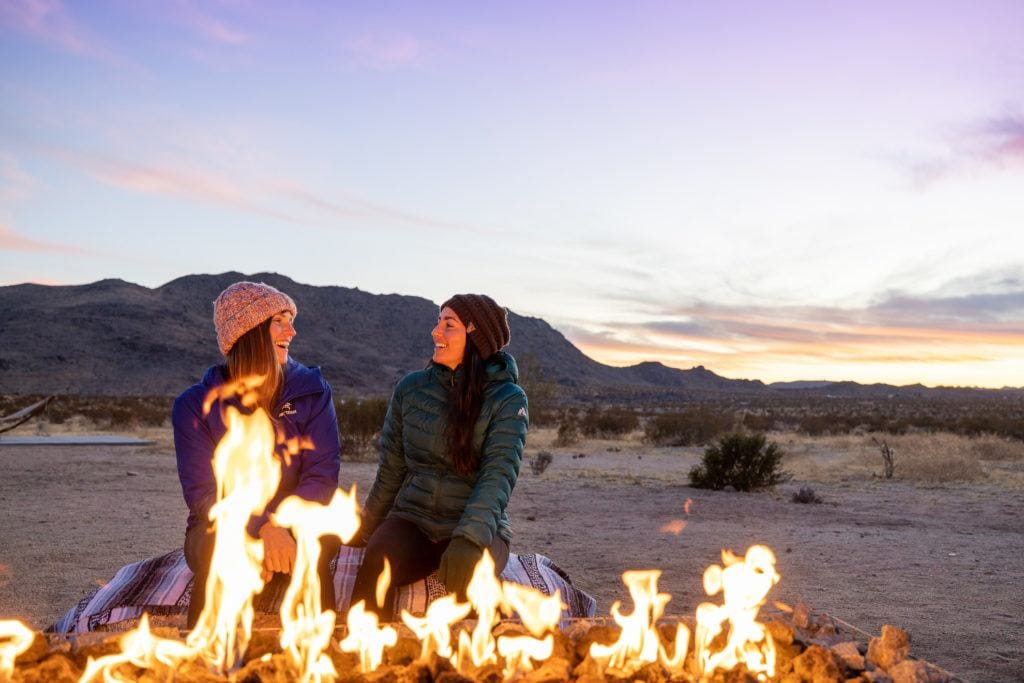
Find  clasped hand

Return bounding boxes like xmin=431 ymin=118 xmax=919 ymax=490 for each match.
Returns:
xmin=258 ymin=522 xmax=297 ymax=583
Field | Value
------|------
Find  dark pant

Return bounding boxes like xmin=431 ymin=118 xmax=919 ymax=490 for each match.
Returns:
xmin=184 ymin=523 xmax=340 ymax=629
xmin=349 ymin=516 xmax=509 ymax=621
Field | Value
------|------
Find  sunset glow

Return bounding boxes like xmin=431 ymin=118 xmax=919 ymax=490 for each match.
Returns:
xmin=2 ymin=1 xmax=1022 ymax=386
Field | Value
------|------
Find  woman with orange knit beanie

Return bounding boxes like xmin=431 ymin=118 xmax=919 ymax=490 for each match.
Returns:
xmin=172 ymin=281 xmax=341 ymax=629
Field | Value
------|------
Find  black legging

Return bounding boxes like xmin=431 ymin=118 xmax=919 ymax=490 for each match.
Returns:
xmin=349 ymin=516 xmax=509 ymax=621
xmin=184 ymin=523 xmax=340 ymax=629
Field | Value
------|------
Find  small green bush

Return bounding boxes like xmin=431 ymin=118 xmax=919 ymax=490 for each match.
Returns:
xmin=689 ymin=432 xmax=790 ymax=491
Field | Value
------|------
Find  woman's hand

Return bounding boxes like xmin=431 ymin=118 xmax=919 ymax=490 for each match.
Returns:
xmin=438 ymin=537 xmax=484 ymax=599
xmin=259 ymin=522 xmax=297 ymax=575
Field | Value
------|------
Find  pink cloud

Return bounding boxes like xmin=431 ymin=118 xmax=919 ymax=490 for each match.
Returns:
xmin=347 ymin=31 xmax=421 ymax=70
xmin=174 ymin=0 xmax=251 ymax=45
xmin=52 ymin=148 xmax=307 ymax=225
xmin=0 ymin=223 xmax=89 ymax=254
xmin=0 ymin=0 xmax=117 ymax=62
xmin=0 ymin=153 xmax=35 ymax=203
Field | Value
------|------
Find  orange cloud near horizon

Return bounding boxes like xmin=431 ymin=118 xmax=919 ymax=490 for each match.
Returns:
xmin=568 ymin=308 xmax=1024 ymax=388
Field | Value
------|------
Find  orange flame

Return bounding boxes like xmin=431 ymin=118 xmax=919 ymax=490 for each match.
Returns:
xmin=401 ymin=595 xmax=471 ymax=661
xmin=588 ymin=570 xmax=689 ymax=676
xmin=695 ymin=545 xmax=779 ymax=679
xmin=0 ymin=619 xmax=33 ymax=680
xmin=79 ymin=614 xmax=195 ymax=682
xmin=186 ymin=400 xmax=281 ymax=672
xmin=338 ymin=601 xmax=398 ymax=672
xmin=273 ymin=486 xmax=362 ymax=682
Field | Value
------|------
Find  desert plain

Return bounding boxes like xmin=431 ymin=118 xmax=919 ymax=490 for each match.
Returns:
xmin=0 ymin=423 xmax=1022 ymax=682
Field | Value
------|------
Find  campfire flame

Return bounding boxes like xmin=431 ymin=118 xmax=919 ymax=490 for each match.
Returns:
xmin=186 ymin=396 xmax=281 ymax=672
xmin=338 ymin=600 xmax=398 ymax=672
xmin=401 ymin=595 xmax=471 ymax=661
xmin=695 ymin=544 xmax=780 ymax=679
xmin=273 ymin=486 xmax=361 ymax=682
xmin=455 ymin=550 xmax=503 ymax=673
xmin=79 ymin=614 xmax=194 ymax=682
xmin=0 ymin=619 xmax=33 ymax=680
xmin=589 ymin=569 xmax=689 ymax=675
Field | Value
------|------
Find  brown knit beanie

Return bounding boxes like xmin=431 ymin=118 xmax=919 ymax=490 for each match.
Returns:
xmin=213 ymin=281 xmax=297 ymax=355
xmin=441 ymin=293 xmax=510 ymax=360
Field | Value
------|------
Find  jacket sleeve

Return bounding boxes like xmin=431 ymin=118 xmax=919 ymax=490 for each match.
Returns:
xmin=173 ymin=389 xmax=217 ymax=526
xmin=453 ymin=387 xmax=528 ymax=548
xmin=293 ymin=380 xmax=342 ymax=503
xmin=247 ymin=380 xmax=342 ymax=537
xmin=359 ymin=382 xmax=408 ymax=537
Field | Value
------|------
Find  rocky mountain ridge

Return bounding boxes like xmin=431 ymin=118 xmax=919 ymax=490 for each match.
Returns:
xmin=1 ymin=273 xmax=1016 ymax=399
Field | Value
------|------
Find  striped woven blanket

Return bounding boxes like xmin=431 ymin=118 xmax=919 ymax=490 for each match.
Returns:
xmin=51 ymin=546 xmax=596 ymax=635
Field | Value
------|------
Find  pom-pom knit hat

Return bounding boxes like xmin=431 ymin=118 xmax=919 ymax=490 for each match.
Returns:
xmin=441 ymin=294 xmax=510 ymax=360
xmin=213 ymin=281 xmax=297 ymax=355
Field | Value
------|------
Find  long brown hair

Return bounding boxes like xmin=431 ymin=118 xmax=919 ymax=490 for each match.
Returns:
xmin=226 ymin=318 xmax=283 ymax=415
xmin=445 ymin=338 xmax=488 ymax=475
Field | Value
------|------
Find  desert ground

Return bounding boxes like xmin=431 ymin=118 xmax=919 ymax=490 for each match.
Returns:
xmin=1 ymin=423 xmax=1022 ymax=682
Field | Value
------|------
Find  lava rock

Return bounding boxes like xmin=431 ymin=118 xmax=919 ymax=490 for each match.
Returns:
xmin=792 ymin=603 xmax=812 ymax=629
xmin=887 ymin=659 xmax=949 ymax=683
xmin=831 ymin=641 xmax=866 ymax=672
xmin=766 ymin=617 xmax=796 ymax=645
xmin=574 ymin=624 xmax=618 ymax=662
xmin=14 ymin=632 xmax=50 ymax=666
xmin=235 ymin=652 xmax=297 ymax=682
xmin=867 ymin=625 xmax=910 ymax=671
xmin=792 ymin=643 xmax=842 ymax=682
xmin=241 ymin=629 xmax=281 ymax=663
xmin=524 ymin=656 xmax=573 ymax=683
xmin=13 ymin=652 xmax=79 ymax=683
xmin=384 ymin=636 xmax=420 ymax=666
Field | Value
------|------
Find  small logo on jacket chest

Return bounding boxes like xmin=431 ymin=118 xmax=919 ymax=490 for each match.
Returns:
xmin=517 ymin=407 xmax=527 ymax=419
xmin=278 ymin=402 xmax=298 ymax=418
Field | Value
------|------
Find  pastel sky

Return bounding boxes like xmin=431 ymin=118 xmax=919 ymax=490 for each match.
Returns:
xmin=2 ymin=1 xmax=1023 ymax=387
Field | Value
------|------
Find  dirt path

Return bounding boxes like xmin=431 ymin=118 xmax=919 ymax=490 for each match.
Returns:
xmin=0 ymin=434 xmax=1021 ymax=682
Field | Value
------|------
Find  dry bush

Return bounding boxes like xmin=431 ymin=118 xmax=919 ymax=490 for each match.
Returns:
xmin=970 ymin=435 xmax=1024 ymax=462
xmin=852 ymin=433 xmax=985 ymax=483
xmin=578 ymin=406 xmax=639 ymax=438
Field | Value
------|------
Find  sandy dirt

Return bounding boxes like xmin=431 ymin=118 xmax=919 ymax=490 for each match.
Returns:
xmin=1 ymin=428 xmax=1022 ymax=682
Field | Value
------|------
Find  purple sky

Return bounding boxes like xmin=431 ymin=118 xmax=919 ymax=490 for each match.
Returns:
xmin=2 ymin=1 xmax=1023 ymax=386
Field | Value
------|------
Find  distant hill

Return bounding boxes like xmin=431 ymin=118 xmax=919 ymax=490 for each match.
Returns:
xmin=0 ymin=273 xmax=761 ymax=397
xmin=2 ymin=273 xmax=1018 ymax=399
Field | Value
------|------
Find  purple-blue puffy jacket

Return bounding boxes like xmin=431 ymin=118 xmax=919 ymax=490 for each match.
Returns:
xmin=172 ymin=358 xmax=341 ymax=538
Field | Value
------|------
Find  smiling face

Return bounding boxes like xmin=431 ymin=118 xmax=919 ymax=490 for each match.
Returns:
xmin=269 ymin=310 xmax=296 ymax=365
xmin=431 ymin=306 xmax=468 ymax=370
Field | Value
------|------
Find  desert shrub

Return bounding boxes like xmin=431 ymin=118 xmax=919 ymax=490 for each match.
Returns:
xmin=645 ymin=406 xmax=733 ymax=446
xmin=791 ymin=486 xmax=823 ymax=504
xmin=531 ymin=451 xmax=554 ymax=475
xmin=689 ymin=432 xmax=790 ymax=491
xmin=336 ymin=397 xmax=388 ymax=457
xmin=971 ymin=435 xmax=1024 ymax=461
xmin=891 ymin=434 xmax=985 ymax=483
xmin=554 ymin=412 xmax=580 ymax=447
xmin=579 ymin=406 xmax=639 ymax=438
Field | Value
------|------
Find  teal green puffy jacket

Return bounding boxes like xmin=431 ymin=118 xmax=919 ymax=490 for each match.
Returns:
xmin=360 ymin=352 xmax=528 ymax=549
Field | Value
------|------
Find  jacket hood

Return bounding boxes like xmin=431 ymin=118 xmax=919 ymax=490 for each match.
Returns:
xmin=199 ymin=358 xmax=326 ymax=402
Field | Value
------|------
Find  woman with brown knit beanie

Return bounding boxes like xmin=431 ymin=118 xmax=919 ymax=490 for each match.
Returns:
xmin=172 ymin=281 xmax=342 ymax=629
xmin=349 ymin=293 xmax=528 ymax=620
